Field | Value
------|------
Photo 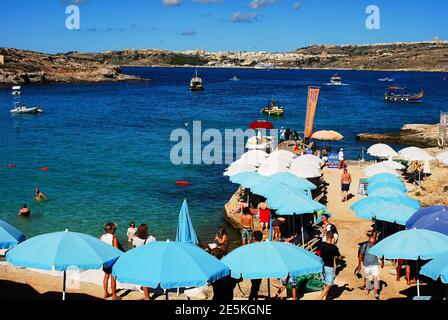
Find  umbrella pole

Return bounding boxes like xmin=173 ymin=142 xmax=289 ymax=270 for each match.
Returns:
xmin=416 ymin=260 xmax=420 ymax=297
xmin=301 ymin=215 xmax=304 ymax=247
xmin=62 ymin=270 xmax=66 ymax=301
xmin=267 ymin=279 xmax=271 ymax=300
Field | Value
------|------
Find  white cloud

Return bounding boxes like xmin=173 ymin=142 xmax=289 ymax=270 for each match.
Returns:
xmin=250 ymin=0 xmax=280 ymax=9
xmin=292 ymin=2 xmax=302 ymax=10
xmin=193 ymin=0 xmax=224 ymax=3
xmin=162 ymin=0 xmax=183 ymax=6
xmin=230 ymin=12 xmax=259 ymax=23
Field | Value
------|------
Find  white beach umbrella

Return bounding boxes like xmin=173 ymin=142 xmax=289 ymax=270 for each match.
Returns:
xmin=367 ymin=144 xmax=398 ymax=158
xmin=435 ymin=151 xmax=448 ymax=165
xmin=268 ymin=150 xmax=296 ymax=160
xmin=237 ymin=150 xmax=268 ymax=166
xmin=260 ymin=153 xmax=293 ymax=167
xmin=423 ymin=160 xmax=431 ymax=174
xmin=291 ymin=155 xmax=322 ymax=169
xmin=364 ymin=165 xmax=400 ymax=178
xmin=258 ymin=164 xmax=289 ymax=177
xmin=398 ymin=147 xmax=434 ymax=161
xmin=224 ymin=163 xmax=257 ymax=177
xmin=365 ymin=161 xmax=405 ymax=173
xmin=289 ymin=165 xmax=321 ymax=179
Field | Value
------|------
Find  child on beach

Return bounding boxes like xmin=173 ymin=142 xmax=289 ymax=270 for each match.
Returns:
xmin=127 ymin=221 xmax=137 ymax=243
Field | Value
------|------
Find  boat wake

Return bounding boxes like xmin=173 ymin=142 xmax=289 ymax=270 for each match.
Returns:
xmin=325 ymin=83 xmax=349 ymax=86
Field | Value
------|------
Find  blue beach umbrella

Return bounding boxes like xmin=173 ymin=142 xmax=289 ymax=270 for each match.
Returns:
xmin=367 ymin=182 xmax=407 ymax=193
xmin=112 ymin=241 xmax=229 ymax=290
xmin=0 ymin=220 xmax=25 ymax=250
xmin=176 ymin=199 xmax=198 ymax=245
xmin=369 ymin=229 xmax=448 ymax=260
xmin=229 ymin=172 xmax=268 ymax=188
xmin=367 ymin=173 xmax=402 ymax=184
xmin=368 ymin=187 xmax=406 ymax=197
xmin=222 ymin=241 xmax=323 ymax=280
xmin=269 ymin=173 xmax=317 ymax=191
xmin=352 ymin=198 xmax=417 ymax=221
xmin=406 ymin=206 xmax=448 ymax=236
xmin=369 ymin=229 xmax=448 ymax=296
xmin=6 ymin=230 xmax=122 ymax=300
xmin=351 ymin=195 xmax=420 ymax=213
xmin=251 ymin=181 xmax=307 ymax=199
xmin=373 ymin=204 xmax=418 ymax=226
xmin=420 ymin=252 xmax=448 ymax=284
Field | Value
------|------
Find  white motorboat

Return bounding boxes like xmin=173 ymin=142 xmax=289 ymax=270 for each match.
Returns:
xmin=189 ymin=69 xmax=204 ymax=91
xmin=10 ymin=102 xmax=42 ymax=114
xmin=230 ymin=76 xmax=239 ymax=81
xmin=330 ymin=74 xmax=343 ymax=85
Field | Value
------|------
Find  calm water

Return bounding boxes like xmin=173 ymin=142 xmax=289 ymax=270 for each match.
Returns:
xmin=0 ymin=68 xmax=446 ymax=245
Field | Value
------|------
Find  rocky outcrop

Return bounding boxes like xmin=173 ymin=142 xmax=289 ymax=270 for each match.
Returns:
xmin=357 ymin=124 xmax=440 ymax=147
xmin=0 ymin=48 xmax=141 ymax=84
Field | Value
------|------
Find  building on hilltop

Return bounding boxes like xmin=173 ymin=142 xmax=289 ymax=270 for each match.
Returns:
xmin=0 ymin=55 xmax=4 ymax=65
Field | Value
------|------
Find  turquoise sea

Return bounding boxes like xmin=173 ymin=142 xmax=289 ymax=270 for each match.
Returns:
xmin=0 ymin=67 xmax=446 ymax=246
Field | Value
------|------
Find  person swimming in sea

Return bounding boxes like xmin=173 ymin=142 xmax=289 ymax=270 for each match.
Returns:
xmin=18 ymin=203 xmax=31 ymax=217
xmin=35 ymin=188 xmax=48 ymax=202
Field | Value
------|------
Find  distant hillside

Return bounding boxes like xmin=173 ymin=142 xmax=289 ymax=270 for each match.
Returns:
xmin=1 ymin=41 xmax=447 ymax=84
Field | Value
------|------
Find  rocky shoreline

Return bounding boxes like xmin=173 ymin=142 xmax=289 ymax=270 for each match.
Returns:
xmin=357 ymin=123 xmax=440 ymax=148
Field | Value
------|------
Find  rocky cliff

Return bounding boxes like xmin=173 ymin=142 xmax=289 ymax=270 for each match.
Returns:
xmin=357 ymin=124 xmax=440 ymax=147
xmin=0 ymin=48 xmax=141 ymax=84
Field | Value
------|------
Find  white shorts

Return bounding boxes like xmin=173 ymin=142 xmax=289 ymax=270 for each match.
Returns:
xmin=363 ymin=265 xmax=380 ymax=279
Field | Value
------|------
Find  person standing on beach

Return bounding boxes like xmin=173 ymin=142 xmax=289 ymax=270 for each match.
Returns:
xmin=100 ymin=223 xmax=122 ymax=300
xmin=279 ymin=127 xmax=286 ymax=144
xmin=319 ymin=232 xmax=345 ymax=300
xmin=257 ymin=202 xmax=271 ymax=232
xmin=320 ymin=214 xmax=339 ymax=245
xmin=338 ymin=148 xmax=345 ymax=169
xmin=358 ymin=235 xmax=384 ymax=299
xmin=340 ymin=168 xmax=352 ymax=202
xmin=239 ymin=206 xmax=254 ymax=245
xmin=18 ymin=203 xmax=31 ymax=217
xmin=248 ymin=231 xmax=263 ymax=300
xmin=132 ymin=224 xmax=155 ymax=300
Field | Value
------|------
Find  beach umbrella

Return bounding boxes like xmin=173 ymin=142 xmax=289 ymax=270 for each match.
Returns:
xmin=258 ymin=164 xmax=289 ymax=177
xmin=420 ymin=252 xmax=448 ymax=284
xmin=271 ymin=193 xmax=326 ymax=214
xmin=368 ymin=181 xmax=407 ymax=193
xmin=367 ymin=144 xmax=398 ymax=158
xmin=311 ymin=130 xmax=344 ymax=141
xmin=259 ymin=155 xmax=292 ymax=168
xmin=351 ymin=196 xmax=420 ymax=220
xmin=398 ymin=147 xmax=434 ymax=161
xmin=224 ymin=163 xmax=257 ymax=177
xmin=364 ymin=166 xmax=399 ymax=178
xmin=229 ymin=172 xmax=269 ymax=188
xmin=238 ymin=150 xmax=268 ymax=166
xmin=369 ymin=229 xmax=448 ymax=296
xmin=250 ymin=180 xmax=306 ymax=199
xmin=267 ymin=149 xmax=296 ymax=160
xmin=176 ymin=199 xmax=198 ymax=245
xmin=373 ymin=204 xmax=418 ymax=226
xmin=367 ymin=173 xmax=402 ymax=184
xmin=435 ymin=151 xmax=448 ymax=165
xmin=368 ymin=187 xmax=407 ymax=197
xmin=0 ymin=220 xmax=25 ymax=250
xmin=406 ymin=206 xmax=448 ymax=236
xmin=269 ymin=172 xmax=317 ymax=191
xmin=112 ymin=241 xmax=229 ymax=290
xmin=249 ymin=120 xmax=274 ymax=130
xmin=290 ymin=155 xmax=322 ymax=169
xmin=365 ymin=161 xmax=405 ymax=172
xmin=222 ymin=241 xmax=323 ymax=297
xmin=6 ymin=230 xmax=122 ymax=300
xmin=289 ymin=165 xmax=321 ymax=179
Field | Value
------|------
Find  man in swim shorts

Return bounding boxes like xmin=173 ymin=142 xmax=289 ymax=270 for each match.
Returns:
xmin=239 ymin=206 xmax=254 ymax=245
xmin=340 ymin=168 xmax=352 ymax=202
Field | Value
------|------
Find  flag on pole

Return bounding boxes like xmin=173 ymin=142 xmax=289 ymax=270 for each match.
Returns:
xmin=304 ymin=86 xmax=321 ymax=139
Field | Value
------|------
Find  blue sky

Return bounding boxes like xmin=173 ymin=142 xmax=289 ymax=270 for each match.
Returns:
xmin=0 ymin=0 xmax=446 ymax=53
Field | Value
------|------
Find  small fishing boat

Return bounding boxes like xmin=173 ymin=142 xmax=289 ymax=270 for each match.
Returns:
xmin=384 ymin=86 xmax=424 ymax=103
xmin=10 ymin=102 xmax=43 ymax=114
xmin=230 ymin=76 xmax=239 ymax=81
xmin=330 ymin=74 xmax=343 ymax=85
xmin=260 ymin=100 xmax=284 ymax=117
xmin=378 ymin=78 xmax=394 ymax=82
xmin=189 ymin=69 xmax=204 ymax=91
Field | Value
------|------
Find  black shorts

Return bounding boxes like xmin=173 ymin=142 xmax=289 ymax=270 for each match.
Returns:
xmin=341 ymin=183 xmax=350 ymax=192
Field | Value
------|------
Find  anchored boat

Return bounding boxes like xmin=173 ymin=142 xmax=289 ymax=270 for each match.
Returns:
xmin=330 ymin=74 xmax=343 ymax=85
xmin=260 ymin=100 xmax=284 ymax=117
xmin=189 ymin=69 xmax=204 ymax=91
xmin=9 ymin=86 xmax=43 ymax=114
xmin=384 ymin=86 xmax=424 ymax=103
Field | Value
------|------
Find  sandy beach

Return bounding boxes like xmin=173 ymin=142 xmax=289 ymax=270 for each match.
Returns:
xmin=2 ymin=162 xmax=444 ymax=301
